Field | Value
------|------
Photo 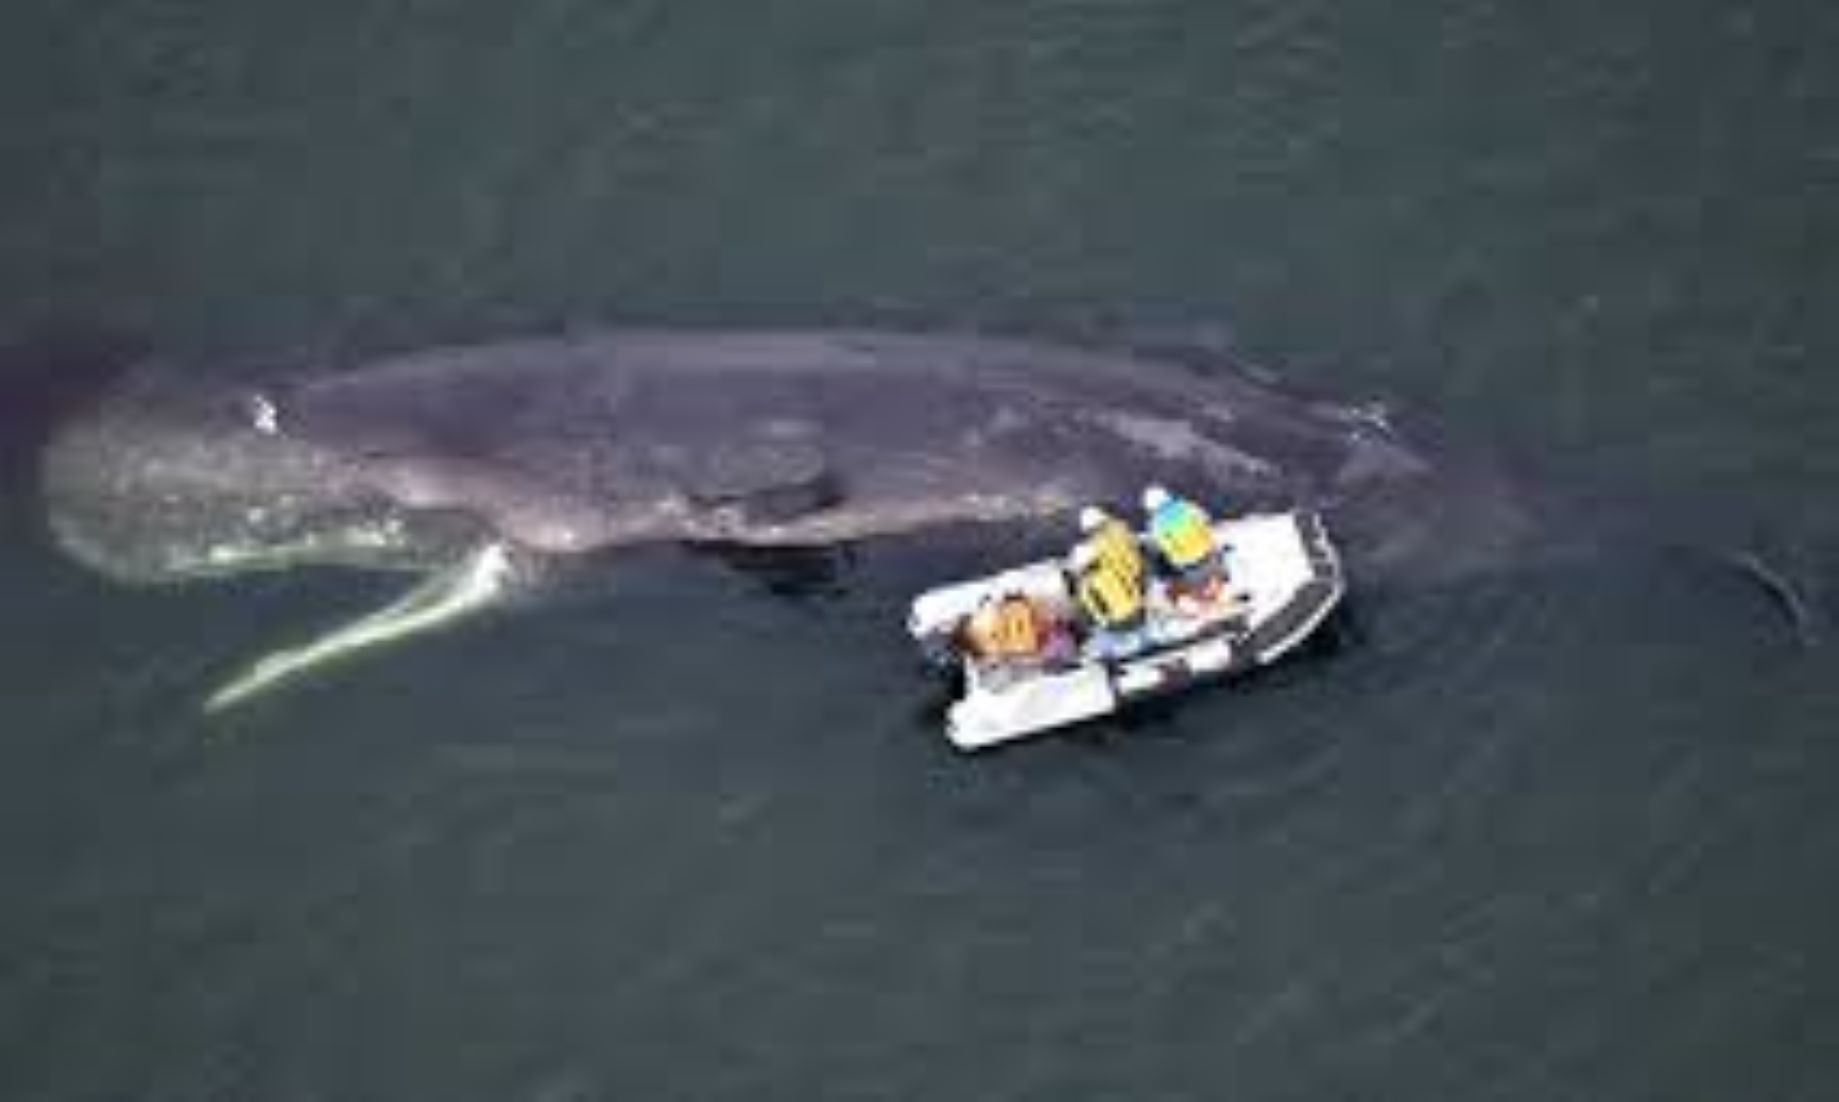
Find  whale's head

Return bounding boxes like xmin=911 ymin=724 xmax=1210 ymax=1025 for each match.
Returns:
xmin=38 ymin=370 xmax=484 ymax=584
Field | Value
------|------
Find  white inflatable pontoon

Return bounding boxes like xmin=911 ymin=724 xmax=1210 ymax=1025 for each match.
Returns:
xmin=907 ymin=510 xmax=1344 ymax=750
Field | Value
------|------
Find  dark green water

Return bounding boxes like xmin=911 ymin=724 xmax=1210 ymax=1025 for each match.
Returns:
xmin=3 ymin=2 xmax=1836 ymax=1099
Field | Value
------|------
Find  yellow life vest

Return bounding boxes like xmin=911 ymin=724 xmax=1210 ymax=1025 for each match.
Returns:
xmin=1076 ymin=561 xmax=1144 ymax=628
xmin=1152 ymin=502 xmax=1216 ymax=569
xmin=1089 ymin=519 xmax=1144 ymax=585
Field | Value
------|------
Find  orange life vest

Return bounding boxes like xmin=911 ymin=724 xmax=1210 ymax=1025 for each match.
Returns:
xmin=970 ymin=596 xmax=1044 ymax=657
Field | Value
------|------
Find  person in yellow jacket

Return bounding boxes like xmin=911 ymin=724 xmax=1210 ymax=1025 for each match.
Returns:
xmin=1076 ymin=505 xmax=1145 ymax=588
xmin=1069 ymin=541 xmax=1147 ymax=660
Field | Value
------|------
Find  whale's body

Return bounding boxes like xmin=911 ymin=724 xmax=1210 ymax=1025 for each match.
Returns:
xmin=40 ymin=329 xmax=1535 ymax=707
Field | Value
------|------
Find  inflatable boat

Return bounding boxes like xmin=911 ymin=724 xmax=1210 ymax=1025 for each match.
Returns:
xmin=908 ymin=510 xmax=1344 ymax=750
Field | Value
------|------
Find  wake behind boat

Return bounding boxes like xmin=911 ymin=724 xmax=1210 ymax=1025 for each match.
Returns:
xmin=908 ymin=508 xmax=1344 ymax=750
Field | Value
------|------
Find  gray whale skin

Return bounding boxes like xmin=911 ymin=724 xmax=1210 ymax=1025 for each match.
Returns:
xmin=40 ymin=329 xmax=1532 ymax=709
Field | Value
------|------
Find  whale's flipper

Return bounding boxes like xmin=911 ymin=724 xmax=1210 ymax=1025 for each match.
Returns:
xmin=204 ymin=542 xmax=520 ymax=712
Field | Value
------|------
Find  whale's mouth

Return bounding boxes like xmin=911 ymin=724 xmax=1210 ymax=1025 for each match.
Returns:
xmin=36 ymin=369 xmax=503 ymax=585
xmin=42 ymin=460 xmax=496 ymax=586
xmin=153 ymin=514 xmax=431 ymax=581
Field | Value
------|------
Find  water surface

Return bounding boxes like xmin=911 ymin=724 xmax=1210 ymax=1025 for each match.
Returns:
xmin=2 ymin=1 xmax=1836 ymax=1099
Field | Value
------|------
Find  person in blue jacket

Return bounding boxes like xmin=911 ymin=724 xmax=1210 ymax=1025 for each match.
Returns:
xmin=1141 ymin=484 xmax=1226 ymax=600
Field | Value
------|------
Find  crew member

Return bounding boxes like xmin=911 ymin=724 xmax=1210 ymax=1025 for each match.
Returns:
xmin=964 ymin=593 xmax=1050 ymax=661
xmin=1076 ymin=505 xmax=1145 ymax=589
xmin=1070 ymin=542 xmax=1147 ymax=659
xmin=1142 ymin=484 xmax=1225 ymax=600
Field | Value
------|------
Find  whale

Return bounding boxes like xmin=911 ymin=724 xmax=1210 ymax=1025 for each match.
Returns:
xmin=37 ymin=328 xmax=1540 ymax=709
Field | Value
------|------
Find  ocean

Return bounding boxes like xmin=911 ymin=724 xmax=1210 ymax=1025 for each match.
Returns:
xmin=2 ymin=1 xmax=1835 ymax=1099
